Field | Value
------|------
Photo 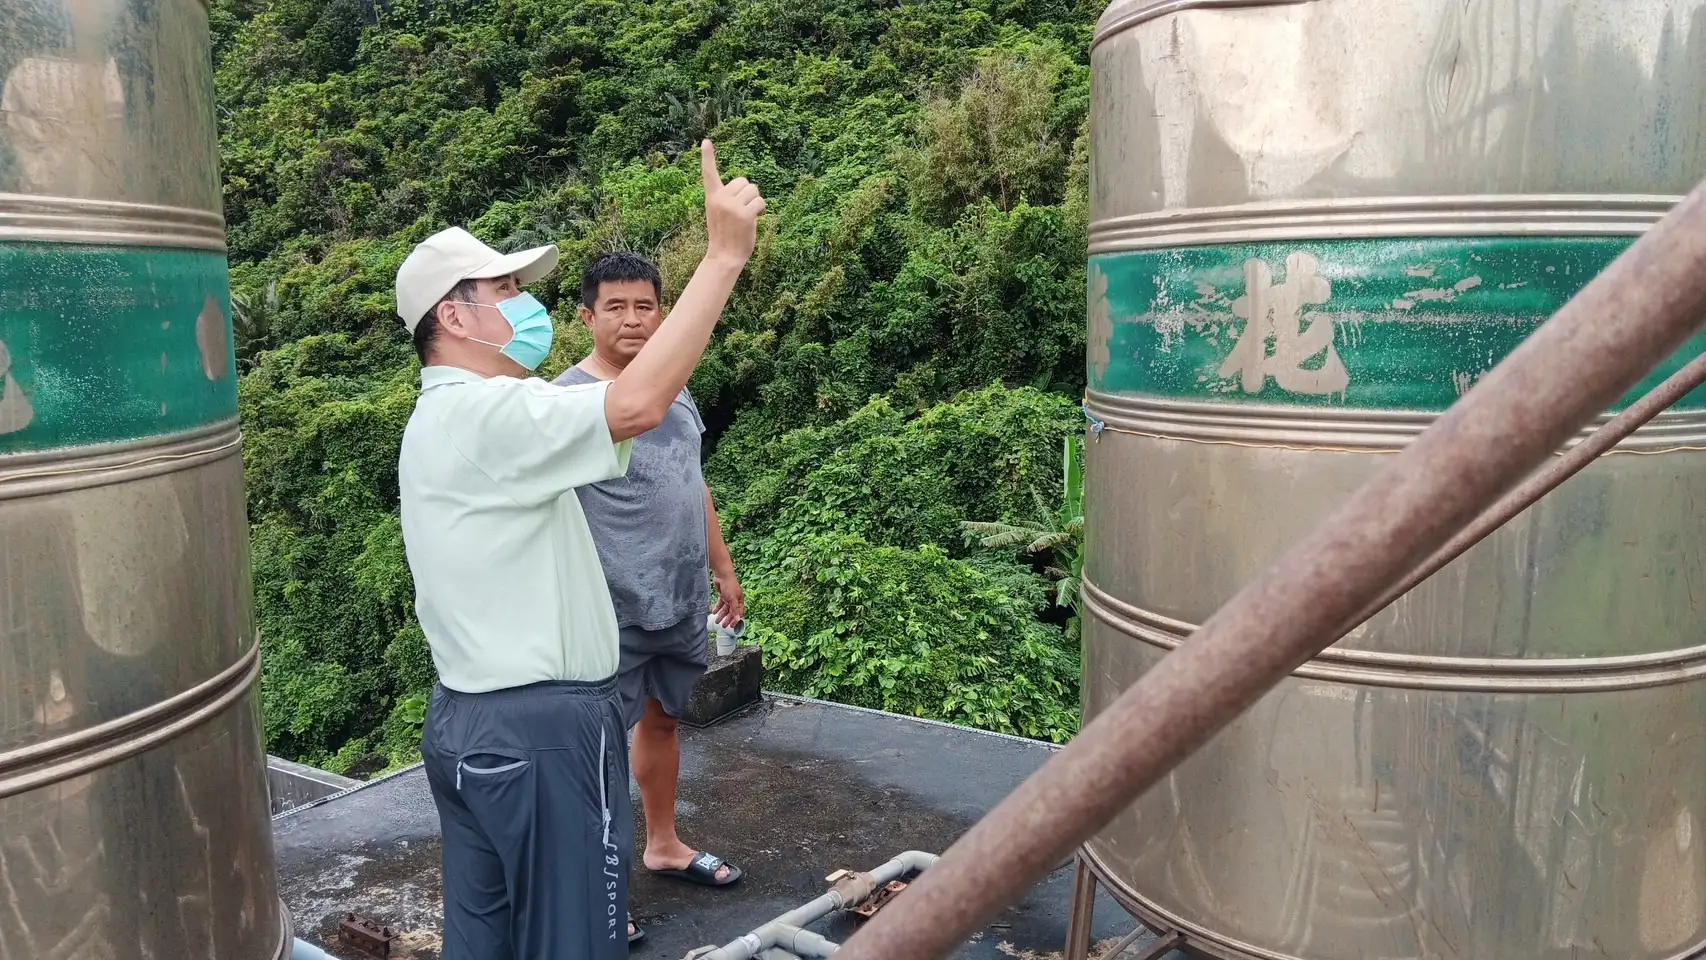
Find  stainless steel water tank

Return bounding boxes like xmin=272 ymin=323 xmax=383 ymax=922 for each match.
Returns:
xmin=0 ymin=0 xmax=287 ymax=956
xmin=1081 ymin=2 xmax=1706 ymax=958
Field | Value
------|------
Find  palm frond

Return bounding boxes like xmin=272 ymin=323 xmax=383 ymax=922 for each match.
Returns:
xmin=961 ymin=519 xmax=1050 ymax=550
xmin=1027 ymin=531 xmax=1073 ymax=553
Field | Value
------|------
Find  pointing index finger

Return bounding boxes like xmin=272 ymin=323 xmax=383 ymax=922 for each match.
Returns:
xmin=700 ymin=139 xmax=721 ymax=193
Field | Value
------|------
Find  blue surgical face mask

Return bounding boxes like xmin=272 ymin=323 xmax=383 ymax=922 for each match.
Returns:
xmin=457 ymin=292 xmax=554 ymax=371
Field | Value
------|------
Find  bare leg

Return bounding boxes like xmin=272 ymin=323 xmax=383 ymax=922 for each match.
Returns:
xmin=632 ymin=697 xmax=732 ymax=881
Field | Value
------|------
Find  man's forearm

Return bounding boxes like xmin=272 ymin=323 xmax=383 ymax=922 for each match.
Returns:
xmin=705 ymin=485 xmax=735 ymax=576
xmin=605 ymin=256 xmax=744 ymax=441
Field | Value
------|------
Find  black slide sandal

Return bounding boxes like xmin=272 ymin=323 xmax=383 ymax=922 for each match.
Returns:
xmin=629 ymin=914 xmax=644 ymax=946
xmin=649 ymin=851 xmax=744 ymax=887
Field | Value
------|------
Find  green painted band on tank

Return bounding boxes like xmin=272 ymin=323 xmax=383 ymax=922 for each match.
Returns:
xmin=1088 ymin=236 xmax=1706 ymax=412
xmin=0 ymin=242 xmax=238 ymax=455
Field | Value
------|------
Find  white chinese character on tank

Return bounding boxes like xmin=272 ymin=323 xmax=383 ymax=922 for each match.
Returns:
xmin=1218 ymin=251 xmax=1348 ymax=396
xmin=1088 ymin=263 xmax=1112 ymax=381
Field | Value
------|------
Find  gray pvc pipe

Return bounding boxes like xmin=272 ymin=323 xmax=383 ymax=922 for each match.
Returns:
xmin=772 ymin=923 xmax=842 ymax=958
xmin=292 ymin=939 xmax=333 ymax=960
xmin=697 ymin=851 xmax=938 ymax=960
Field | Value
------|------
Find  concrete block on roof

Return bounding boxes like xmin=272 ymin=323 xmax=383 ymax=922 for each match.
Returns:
xmin=679 ymin=643 xmax=763 ymax=727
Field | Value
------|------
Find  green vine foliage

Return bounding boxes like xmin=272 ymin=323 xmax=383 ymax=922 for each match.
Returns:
xmin=751 ymin=536 xmax=1080 ymax=743
xmin=712 ymin=386 xmax=1083 ymax=566
xmin=215 ymin=0 xmax=1099 ymax=771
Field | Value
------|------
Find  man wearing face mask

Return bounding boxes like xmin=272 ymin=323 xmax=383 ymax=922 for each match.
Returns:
xmin=393 ymin=141 xmax=764 ymax=959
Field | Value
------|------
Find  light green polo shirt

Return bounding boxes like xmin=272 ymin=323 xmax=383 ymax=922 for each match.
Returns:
xmin=398 ymin=366 xmax=633 ymax=693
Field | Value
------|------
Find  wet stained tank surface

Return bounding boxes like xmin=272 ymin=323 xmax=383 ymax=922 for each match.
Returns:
xmin=272 ymin=694 xmax=1165 ymax=959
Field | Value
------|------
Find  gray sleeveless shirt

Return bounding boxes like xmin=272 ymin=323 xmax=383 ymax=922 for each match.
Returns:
xmin=554 ymin=365 xmax=710 ymax=630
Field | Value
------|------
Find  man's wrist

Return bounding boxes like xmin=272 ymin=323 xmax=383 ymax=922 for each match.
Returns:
xmin=700 ymin=248 xmax=749 ymax=275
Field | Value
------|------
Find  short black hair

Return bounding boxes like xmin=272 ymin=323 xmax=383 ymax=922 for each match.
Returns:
xmin=580 ymin=252 xmax=662 ymax=309
xmin=414 ymin=278 xmax=477 ymax=365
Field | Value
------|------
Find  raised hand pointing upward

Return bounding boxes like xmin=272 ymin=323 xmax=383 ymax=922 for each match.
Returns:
xmin=702 ymin=139 xmax=766 ymax=266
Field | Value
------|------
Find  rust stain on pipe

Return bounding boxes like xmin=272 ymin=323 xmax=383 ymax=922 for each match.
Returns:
xmin=835 ymin=181 xmax=1706 ymax=960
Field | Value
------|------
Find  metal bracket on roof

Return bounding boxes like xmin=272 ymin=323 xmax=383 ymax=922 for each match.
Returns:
xmin=338 ymin=913 xmax=397 ymax=958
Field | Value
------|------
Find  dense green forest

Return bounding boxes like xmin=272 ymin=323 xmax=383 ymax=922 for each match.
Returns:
xmin=213 ymin=0 xmax=1097 ymax=774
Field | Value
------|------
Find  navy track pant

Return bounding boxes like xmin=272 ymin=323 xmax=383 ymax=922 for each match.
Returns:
xmin=421 ymin=677 xmax=633 ymax=960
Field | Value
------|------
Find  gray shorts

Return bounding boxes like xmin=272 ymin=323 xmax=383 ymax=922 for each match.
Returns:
xmin=617 ymin=615 xmax=709 ymax=728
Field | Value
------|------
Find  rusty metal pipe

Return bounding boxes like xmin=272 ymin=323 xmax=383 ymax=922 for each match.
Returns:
xmin=1344 ymin=346 xmax=1706 ymax=634
xmin=835 ymin=182 xmax=1706 ymax=960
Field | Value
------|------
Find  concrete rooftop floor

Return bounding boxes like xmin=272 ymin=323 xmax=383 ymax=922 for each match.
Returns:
xmin=272 ymin=693 xmax=1172 ymax=960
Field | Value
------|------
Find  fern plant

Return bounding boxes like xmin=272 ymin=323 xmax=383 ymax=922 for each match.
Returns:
xmin=961 ymin=433 xmax=1084 ymax=609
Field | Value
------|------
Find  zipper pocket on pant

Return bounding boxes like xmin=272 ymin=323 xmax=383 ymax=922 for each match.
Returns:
xmin=456 ymin=756 xmax=528 ymax=791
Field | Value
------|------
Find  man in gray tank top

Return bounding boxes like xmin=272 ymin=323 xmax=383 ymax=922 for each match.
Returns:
xmin=555 ymin=253 xmax=746 ymax=940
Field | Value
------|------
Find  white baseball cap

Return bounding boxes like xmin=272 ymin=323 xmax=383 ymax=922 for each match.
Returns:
xmin=395 ymin=226 xmax=561 ymax=332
